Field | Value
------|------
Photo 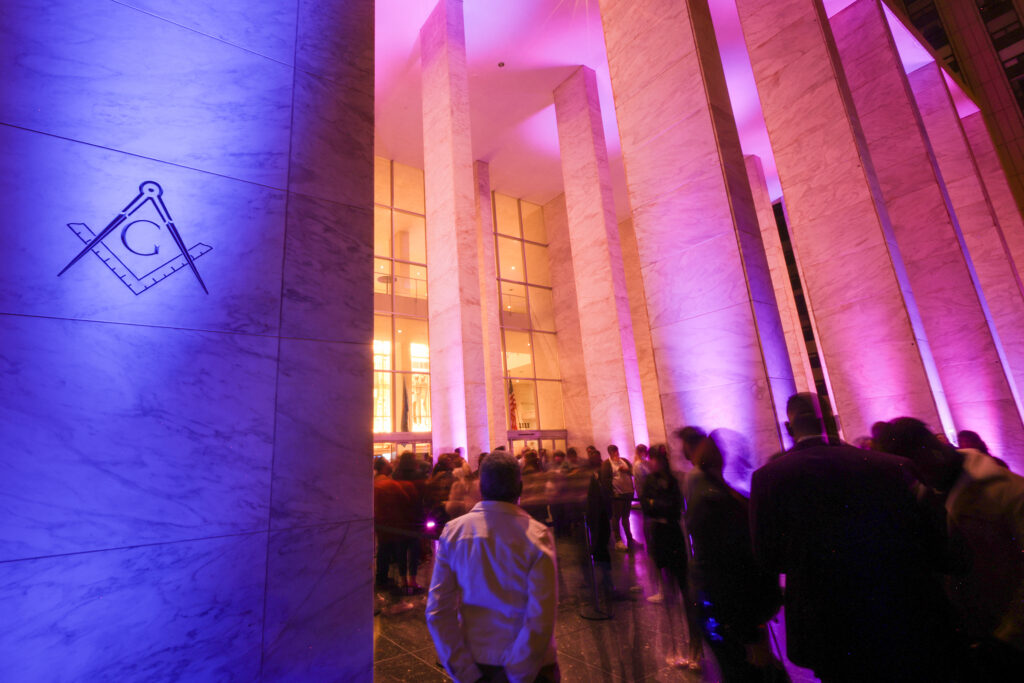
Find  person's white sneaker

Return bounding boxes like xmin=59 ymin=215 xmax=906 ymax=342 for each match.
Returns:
xmin=646 ymin=592 xmax=664 ymax=603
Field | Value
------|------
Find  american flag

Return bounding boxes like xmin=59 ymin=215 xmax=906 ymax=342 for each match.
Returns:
xmin=508 ymin=379 xmax=519 ymax=429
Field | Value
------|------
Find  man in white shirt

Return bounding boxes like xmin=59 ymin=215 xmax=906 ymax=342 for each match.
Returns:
xmin=426 ymin=451 xmax=559 ymax=683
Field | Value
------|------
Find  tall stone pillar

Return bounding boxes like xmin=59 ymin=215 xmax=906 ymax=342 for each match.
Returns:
xmin=745 ymin=155 xmax=815 ymax=395
xmin=599 ymin=0 xmax=794 ymax=460
xmin=734 ymin=0 xmax=942 ymax=438
xmin=544 ymin=194 xmax=596 ymax=445
xmin=473 ymin=162 xmax=508 ymax=454
xmin=0 ymin=0 xmax=373 ymax=679
xmin=962 ymin=111 xmax=1024 ymax=283
xmin=908 ymin=61 xmax=1024 ymax=462
xmin=553 ymin=66 xmax=645 ymax=449
xmin=618 ymin=217 xmax=668 ymax=445
xmin=420 ymin=0 xmax=490 ymax=454
xmin=830 ymin=0 xmax=1024 ymax=455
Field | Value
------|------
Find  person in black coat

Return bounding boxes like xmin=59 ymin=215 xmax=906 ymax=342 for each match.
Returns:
xmin=749 ymin=394 xmax=956 ymax=682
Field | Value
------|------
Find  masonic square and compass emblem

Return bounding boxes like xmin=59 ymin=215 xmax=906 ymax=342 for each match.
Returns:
xmin=58 ymin=181 xmax=212 ymax=295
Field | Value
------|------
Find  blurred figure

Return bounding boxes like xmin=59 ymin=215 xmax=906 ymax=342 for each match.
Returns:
xmin=749 ymin=393 xmax=954 ymax=682
xmin=601 ymin=444 xmax=638 ymax=551
xmin=447 ymin=453 xmax=484 ymax=521
xmin=520 ymin=451 xmax=549 ymax=523
xmin=885 ymin=418 xmax=1024 ymax=677
xmin=633 ymin=444 xmax=663 ymax=602
xmin=585 ymin=447 xmax=615 ymax=596
xmin=392 ymin=451 xmax=428 ymax=594
xmin=640 ymin=444 xmax=702 ymax=670
xmin=425 ymin=454 xmax=456 ymax=535
xmin=686 ymin=437 xmax=786 ymax=682
xmin=426 ymin=452 xmax=559 ymax=683
xmin=373 ymin=456 xmax=409 ymax=589
xmin=675 ymin=426 xmax=709 ymax=650
xmin=957 ymin=429 xmax=1009 ymax=469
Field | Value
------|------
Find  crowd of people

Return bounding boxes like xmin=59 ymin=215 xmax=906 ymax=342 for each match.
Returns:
xmin=372 ymin=392 xmax=1024 ymax=682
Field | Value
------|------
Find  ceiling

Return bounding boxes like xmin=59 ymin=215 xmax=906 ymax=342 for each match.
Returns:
xmin=374 ymin=0 xmax=959 ymax=220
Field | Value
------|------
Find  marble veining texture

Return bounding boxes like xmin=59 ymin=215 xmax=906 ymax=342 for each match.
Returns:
xmin=262 ymin=520 xmax=373 ymax=682
xmin=545 ymin=193 xmax=595 ymax=444
xmin=270 ymin=339 xmax=372 ymax=529
xmin=601 ymin=0 xmax=785 ymax=454
xmin=555 ymin=66 xmax=644 ymax=448
xmin=618 ymin=218 xmax=667 ymax=445
xmin=421 ymin=0 xmax=491 ymax=454
xmin=0 ymin=315 xmax=277 ymax=561
xmin=280 ymin=193 xmax=373 ymax=344
xmin=735 ymin=0 xmax=942 ymax=437
xmin=114 ymin=0 xmax=298 ymax=64
xmin=0 ymin=531 xmax=265 ymax=682
xmin=474 ymin=162 xmax=510 ymax=445
xmin=1 ymin=0 xmax=293 ymax=188
xmin=832 ymin=0 xmax=1022 ymax=448
xmin=288 ymin=67 xmax=374 ymax=209
xmin=746 ymin=156 xmax=815 ymax=393
xmin=0 ymin=124 xmax=286 ymax=336
xmin=295 ymin=0 xmax=374 ymax=85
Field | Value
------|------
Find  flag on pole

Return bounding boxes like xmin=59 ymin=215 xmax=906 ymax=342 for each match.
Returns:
xmin=508 ymin=379 xmax=518 ymax=430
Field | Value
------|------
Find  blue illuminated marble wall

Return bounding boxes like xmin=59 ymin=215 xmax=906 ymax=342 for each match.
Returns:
xmin=0 ymin=0 xmax=373 ymax=680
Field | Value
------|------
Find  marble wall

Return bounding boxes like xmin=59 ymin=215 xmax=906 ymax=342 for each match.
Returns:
xmin=0 ymin=0 xmax=373 ymax=679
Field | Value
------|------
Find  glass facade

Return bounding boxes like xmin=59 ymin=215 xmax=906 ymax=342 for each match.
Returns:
xmin=493 ymin=193 xmax=566 ymax=434
xmin=373 ymin=157 xmax=431 ymax=457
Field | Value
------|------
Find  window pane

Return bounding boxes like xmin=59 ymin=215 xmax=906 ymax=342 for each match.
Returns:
xmin=373 ymin=315 xmax=392 ymax=370
xmin=528 ymin=286 xmax=555 ymax=331
xmin=536 ymin=380 xmax=565 ymax=430
xmin=504 ymin=330 xmax=534 ymax=377
xmin=395 ymin=317 xmax=429 ymax=372
xmin=394 ymin=211 xmax=426 ymax=264
xmin=374 ymin=206 xmax=391 ymax=258
xmin=552 ymin=439 xmax=567 ymax=453
xmin=394 ymin=262 xmax=428 ymax=318
xmin=373 ymin=441 xmax=394 ymax=459
xmin=374 ymin=259 xmax=392 ymax=312
xmin=395 ymin=373 xmax=431 ymax=432
xmin=497 ymin=236 xmax=525 ymax=281
xmin=393 ymin=162 xmax=425 ymax=213
xmin=521 ymin=201 xmax=546 ymax=243
xmin=508 ymin=379 xmax=537 ymax=430
xmin=533 ymin=331 xmax=560 ymax=379
xmin=524 ymin=243 xmax=550 ymax=286
xmin=374 ymin=157 xmax=391 ymax=205
xmin=373 ymin=372 xmax=392 ymax=433
xmin=494 ymin=193 xmax=521 ymax=237
xmin=500 ymin=281 xmax=529 ymax=328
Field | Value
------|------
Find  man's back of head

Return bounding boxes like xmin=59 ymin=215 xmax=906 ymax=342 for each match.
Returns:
xmin=786 ymin=392 xmax=824 ymax=441
xmin=480 ymin=451 xmax=522 ymax=503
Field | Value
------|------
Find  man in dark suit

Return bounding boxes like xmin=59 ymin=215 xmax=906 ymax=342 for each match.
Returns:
xmin=749 ymin=394 xmax=955 ymax=682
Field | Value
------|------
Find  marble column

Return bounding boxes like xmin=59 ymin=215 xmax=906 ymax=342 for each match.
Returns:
xmin=734 ymin=0 xmax=944 ymax=438
xmin=908 ymin=61 xmax=1024 ymax=462
xmin=0 ymin=0 xmax=373 ymax=679
xmin=473 ymin=161 xmax=508 ymax=453
xmin=553 ymin=66 xmax=645 ymax=450
xmin=745 ymin=156 xmax=815 ymax=395
xmin=618 ymin=217 xmax=668 ymax=445
xmin=600 ymin=0 xmax=793 ymax=461
xmin=830 ymin=0 xmax=1024 ymax=454
xmin=963 ymin=111 xmax=1024 ymax=284
xmin=544 ymin=194 xmax=596 ymax=445
xmin=420 ymin=0 xmax=490 ymax=455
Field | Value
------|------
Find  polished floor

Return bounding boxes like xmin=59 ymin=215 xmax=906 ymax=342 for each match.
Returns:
xmin=373 ymin=511 xmax=818 ymax=682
